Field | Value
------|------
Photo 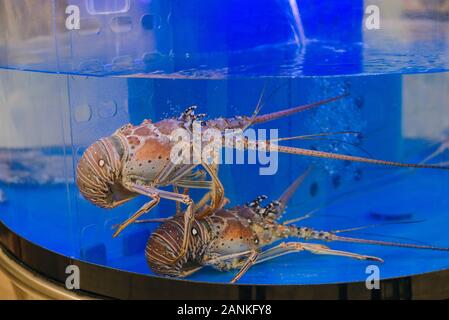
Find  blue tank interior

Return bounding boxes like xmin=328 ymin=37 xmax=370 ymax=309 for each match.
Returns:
xmin=0 ymin=0 xmax=449 ymax=285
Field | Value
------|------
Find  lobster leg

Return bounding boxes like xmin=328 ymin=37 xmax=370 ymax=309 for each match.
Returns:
xmin=156 ymin=159 xmax=223 ymax=215
xmin=157 ymin=146 xmax=224 ymax=215
xmin=230 ymin=251 xmax=260 ymax=284
xmin=173 ymin=139 xmax=224 ymax=217
xmin=123 ymin=182 xmax=196 ymax=264
xmin=190 ymin=141 xmax=225 ymax=216
xmin=172 ymin=180 xmax=224 ymax=215
xmin=227 ymin=242 xmax=382 ymax=283
xmin=198 ymin=239 xmax=383 ymax=284
xmin=165 ymin=164 xmax=198 ymax=185
xmin=113 ymin=196 xmax=161 ymax=238
xmin=128 ymin=183 xmax=192 ymax=203
xmin=194 ymin=191 xmax=212 ymax=214
xmin=256 ymin=242 xmax=383 ymax=266
xmin=174 ymin=179 xmax=213 ymax=189
xmin=171 ymin=200 xmax=195 ymax=264
xmin=135 ymin=218 xmax=171 ymax=224
xmin=155 ymin=161 xmax=207 ymax=191
xmin=178 ymin=250 xmax=256 ymax=280
xmin=112 ymin=183 xmax=192 ymax=237
xmin=179 ymin=266 xmax=204 ymax=278
xmin=173 ymin=169 xmax=207 ymax=183
xmin=197 ymin=162 xmax=225 ymax=217
xmin=165 ymin=162 xmax=224 ymax=215
xmin=203 ymin=250 xmax=255 ymax=266
xmin=153 ymin=159 xmax=179 ymax=186
xmin=173 ymin=186 xmax=182 ymax=215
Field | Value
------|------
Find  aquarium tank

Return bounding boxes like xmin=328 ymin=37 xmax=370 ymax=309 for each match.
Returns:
xmin=0 ymin=0 xmax=449 ymax=299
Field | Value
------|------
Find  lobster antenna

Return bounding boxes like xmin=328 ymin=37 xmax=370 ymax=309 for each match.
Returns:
xmin=331 ymin=234 xmax=449 ymax=251
xmin=332 ymin=220 xmax=426 ymax=234
xmin=224 ymin=131 xmax=361 ymax=146
xmin=224 ymin=131 xmax=372 ymax=159
xmin=274 ymin=131 xmax=362 ymax=142
xmin=344 ymin=230 xmax=435 ymax=248
xmin=134 ymin=218 xmax=171 ymax=224
xmin=274 ymin=145 xmax=449 ymax=170
xmin=277 ymin=167 xmax=313 ymax=213
xmin=331 ymin=220 xmax=439 ymax=248
xmin=247 ymin=84 xmax=267 ymax=127
xmin=419 ymin=141 xmax=449 ymax=165
xmin=252 ymin=93 xmax=349 ymax=125
xmin=278 ymin=137 xmax=373 ymax=159
xmin=292 ymin=223 xmax=449 ymax=251
xmin=282 ymin=206 xmax=322 ymax=225
xmin=244 ymin=82 xmax=288 ymax=130
xmin=226 ymin=137 xmax=449 ymax=170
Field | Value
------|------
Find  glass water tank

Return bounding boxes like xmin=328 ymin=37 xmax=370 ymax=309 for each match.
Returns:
xmin=0 ymin=0 xmax=449 ymax=299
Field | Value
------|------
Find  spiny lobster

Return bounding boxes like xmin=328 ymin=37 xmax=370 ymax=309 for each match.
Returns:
xmin=76 ymin=92 xmax=449 ymax=264
xmin=143 ymin=168 xmax=449 ymax=283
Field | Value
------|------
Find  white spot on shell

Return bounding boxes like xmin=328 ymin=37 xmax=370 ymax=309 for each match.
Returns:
xmin=99 ymin=160 xmax=105 ymax=167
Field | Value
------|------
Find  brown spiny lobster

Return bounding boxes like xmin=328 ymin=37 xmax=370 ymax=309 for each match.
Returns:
xmin=76 ymin=92 xmax=449 ymax=264
xmin=142 ymin=169 xmax=449 ymax=283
